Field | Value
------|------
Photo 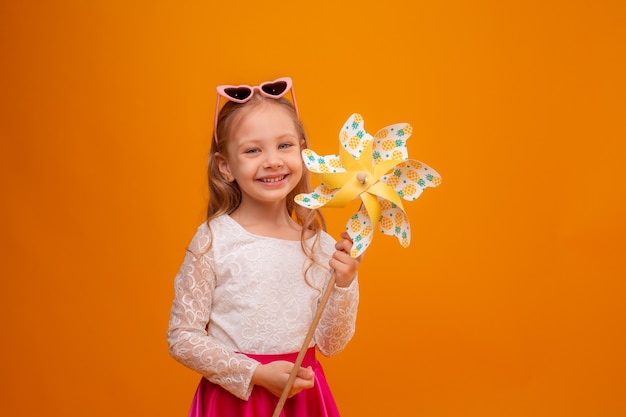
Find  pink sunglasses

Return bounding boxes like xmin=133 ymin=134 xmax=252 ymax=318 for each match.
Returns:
xmin=213 ymin=77 xmax=299 ymax=143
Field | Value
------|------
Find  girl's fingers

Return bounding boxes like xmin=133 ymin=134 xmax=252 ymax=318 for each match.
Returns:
xmin=335 ymin=234 xmax=354 ymax=254
xmin=335 ymin=241 xmax=349 ymax=254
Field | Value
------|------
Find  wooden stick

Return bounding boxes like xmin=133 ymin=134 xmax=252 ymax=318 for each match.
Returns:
xmin=271 ymin=271 xmax=337 ymax=417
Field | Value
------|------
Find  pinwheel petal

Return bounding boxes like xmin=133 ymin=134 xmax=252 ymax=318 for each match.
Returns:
xmin=339 ymin=114 xmax=374 ymax=159
xmin=378 ymin=199 xmax=411 ymax=248
xmin=381 ymin=159 xmax=442 ymax=202
xmin=301 ymin=148 xmax=345 ymax=174
xmin=294 ymin=184 xmax=340 ymax=209
xmin=345 ymin=204 xmax=375 ymax=258
xmin=372 ymin=122 xmax=411 ymax=165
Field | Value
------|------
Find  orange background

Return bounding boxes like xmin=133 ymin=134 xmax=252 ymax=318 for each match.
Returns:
xmin=1 ymin=1 xmax=625 ymax=416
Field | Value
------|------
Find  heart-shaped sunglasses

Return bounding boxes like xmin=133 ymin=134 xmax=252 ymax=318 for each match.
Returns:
xmin=214 ymin=77 xmax=299 ymax=143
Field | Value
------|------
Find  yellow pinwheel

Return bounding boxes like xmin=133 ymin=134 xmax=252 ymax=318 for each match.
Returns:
xmin=295 ymin=113 xmax=442 ymax=257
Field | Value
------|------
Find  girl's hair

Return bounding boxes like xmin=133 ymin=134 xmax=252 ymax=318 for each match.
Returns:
xmin=206 ymin=94 xmax=327 ymax=278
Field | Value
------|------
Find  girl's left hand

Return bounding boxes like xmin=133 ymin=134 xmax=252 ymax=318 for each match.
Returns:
xmin=330 ymin=232 xmax=363 ymax=287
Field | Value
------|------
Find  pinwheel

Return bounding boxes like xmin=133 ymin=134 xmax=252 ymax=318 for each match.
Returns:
xmin=295 ymin=113 xmax=442 ymax=258
xmin=273 ymin=113 xmax=441 ymax=416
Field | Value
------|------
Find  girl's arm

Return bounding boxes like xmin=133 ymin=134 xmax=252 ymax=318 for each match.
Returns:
xmin=315 ymin=232 xmax=361 ymax=356
xmin=167 ymin=231 xmax=260 ymax=401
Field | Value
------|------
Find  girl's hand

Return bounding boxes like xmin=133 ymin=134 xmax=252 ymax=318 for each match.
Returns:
xmin=251 ymin=361 xmax=315 ymax=398
xmin=330 ymin=232 xmax=363 ymax=288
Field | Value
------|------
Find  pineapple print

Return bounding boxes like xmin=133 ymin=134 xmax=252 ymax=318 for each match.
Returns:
xmin=402 ymin=183 xmax=417 ymax=197
xmin=391 ymin=150 xmax=403 ymax=160
xmin=386 ymin=175 xmax=400 ymax=188
xmin=375 ymin=129 xmax=389 ymax=140
xmin=408 ymin=160 xmax=423 ymax=170
xmin=348 ymin=135 xmax=360 ymax=149
xmin=380 ymin=216 xmax=393 ymax=231
xmin=350 ymin=217 xmax=361 ymax=233
xmin=382 ymin=139 xmax=395 ymax=151
xmin=379 ymin=199 xmax=393 ymax=211
xmin=329 ymin=158 xmax=342 ymax=169
xmin=407 ymin=168 xmax=420 ymax=183
xmin=320 ymin=185 xmax=334 ymax=196
xmin=316 ymin=195 xmax=330 ymax=205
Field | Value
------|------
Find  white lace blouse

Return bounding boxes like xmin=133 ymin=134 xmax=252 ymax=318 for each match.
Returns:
xmin=167 ymin=215 xmax=359 ymax=400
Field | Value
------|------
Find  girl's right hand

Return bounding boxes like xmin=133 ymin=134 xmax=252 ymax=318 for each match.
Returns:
xmin=251 ymin=361 xmax=315 ymax=398
xmin=331 ymin=232 xmax=363 ymax=288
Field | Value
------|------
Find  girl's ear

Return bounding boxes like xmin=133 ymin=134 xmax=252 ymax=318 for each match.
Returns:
xmin=215 ymin=152 xmax=234 ymax=182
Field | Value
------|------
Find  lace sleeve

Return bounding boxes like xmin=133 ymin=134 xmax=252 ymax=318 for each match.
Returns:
xmin=167 ymin=234 xmax=260 ymax=400
xmin=315 ymin=277 xmax=360 ymax=356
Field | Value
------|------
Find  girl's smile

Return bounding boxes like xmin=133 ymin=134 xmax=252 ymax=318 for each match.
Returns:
xmin=258 ymin=174 xmax=288 ymax=183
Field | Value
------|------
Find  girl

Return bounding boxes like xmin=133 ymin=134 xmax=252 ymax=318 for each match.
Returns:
xmin=167 ymin=77 xmax=361 ymax=417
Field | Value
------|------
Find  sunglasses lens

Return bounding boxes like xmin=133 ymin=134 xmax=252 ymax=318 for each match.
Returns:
xmin=224 ymin=87 xmax=252 ymax=101
xmin=261 ymin=81 xmax=288 ymax=96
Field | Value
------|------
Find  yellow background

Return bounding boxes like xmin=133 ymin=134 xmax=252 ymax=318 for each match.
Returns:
xmin=1 ymin=1 xmax=625 ymax=416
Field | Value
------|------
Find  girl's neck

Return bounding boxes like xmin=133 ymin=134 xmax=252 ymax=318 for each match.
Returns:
xmin=229 ymin=202 xmax=302 ymax=240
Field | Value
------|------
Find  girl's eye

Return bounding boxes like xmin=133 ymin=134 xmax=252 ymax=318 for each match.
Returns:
xmin=279 ymin=143 xmax=294 ymax=150
xmin=245 ymin=148 xmax=260 ymax=154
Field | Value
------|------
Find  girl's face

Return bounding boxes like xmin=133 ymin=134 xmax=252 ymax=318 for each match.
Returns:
xmin=217 ymin=103 xmax=305 ymax=208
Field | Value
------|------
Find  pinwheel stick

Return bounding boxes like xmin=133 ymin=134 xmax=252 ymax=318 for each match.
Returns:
xmin=272 ymin=271 xmax=337 ymax=417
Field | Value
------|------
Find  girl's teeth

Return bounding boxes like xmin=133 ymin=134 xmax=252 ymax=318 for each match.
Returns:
xmin=261 ymin=176 xmax=284 ymax=183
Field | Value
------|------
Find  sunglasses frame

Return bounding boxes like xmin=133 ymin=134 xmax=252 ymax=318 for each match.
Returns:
xmin=213 ymin=77 xmax=299 ymax=144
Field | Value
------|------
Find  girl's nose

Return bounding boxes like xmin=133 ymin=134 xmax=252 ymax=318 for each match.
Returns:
xmin=264 ymin=151 xmax=283 ymax=168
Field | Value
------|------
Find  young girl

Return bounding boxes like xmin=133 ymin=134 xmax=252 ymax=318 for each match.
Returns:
xmin=167 ymin=77 xmax=362 ymax=417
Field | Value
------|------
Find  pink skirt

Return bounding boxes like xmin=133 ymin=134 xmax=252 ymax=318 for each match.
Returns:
xmin=188 ymin=347 xmax=340 ymax=417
